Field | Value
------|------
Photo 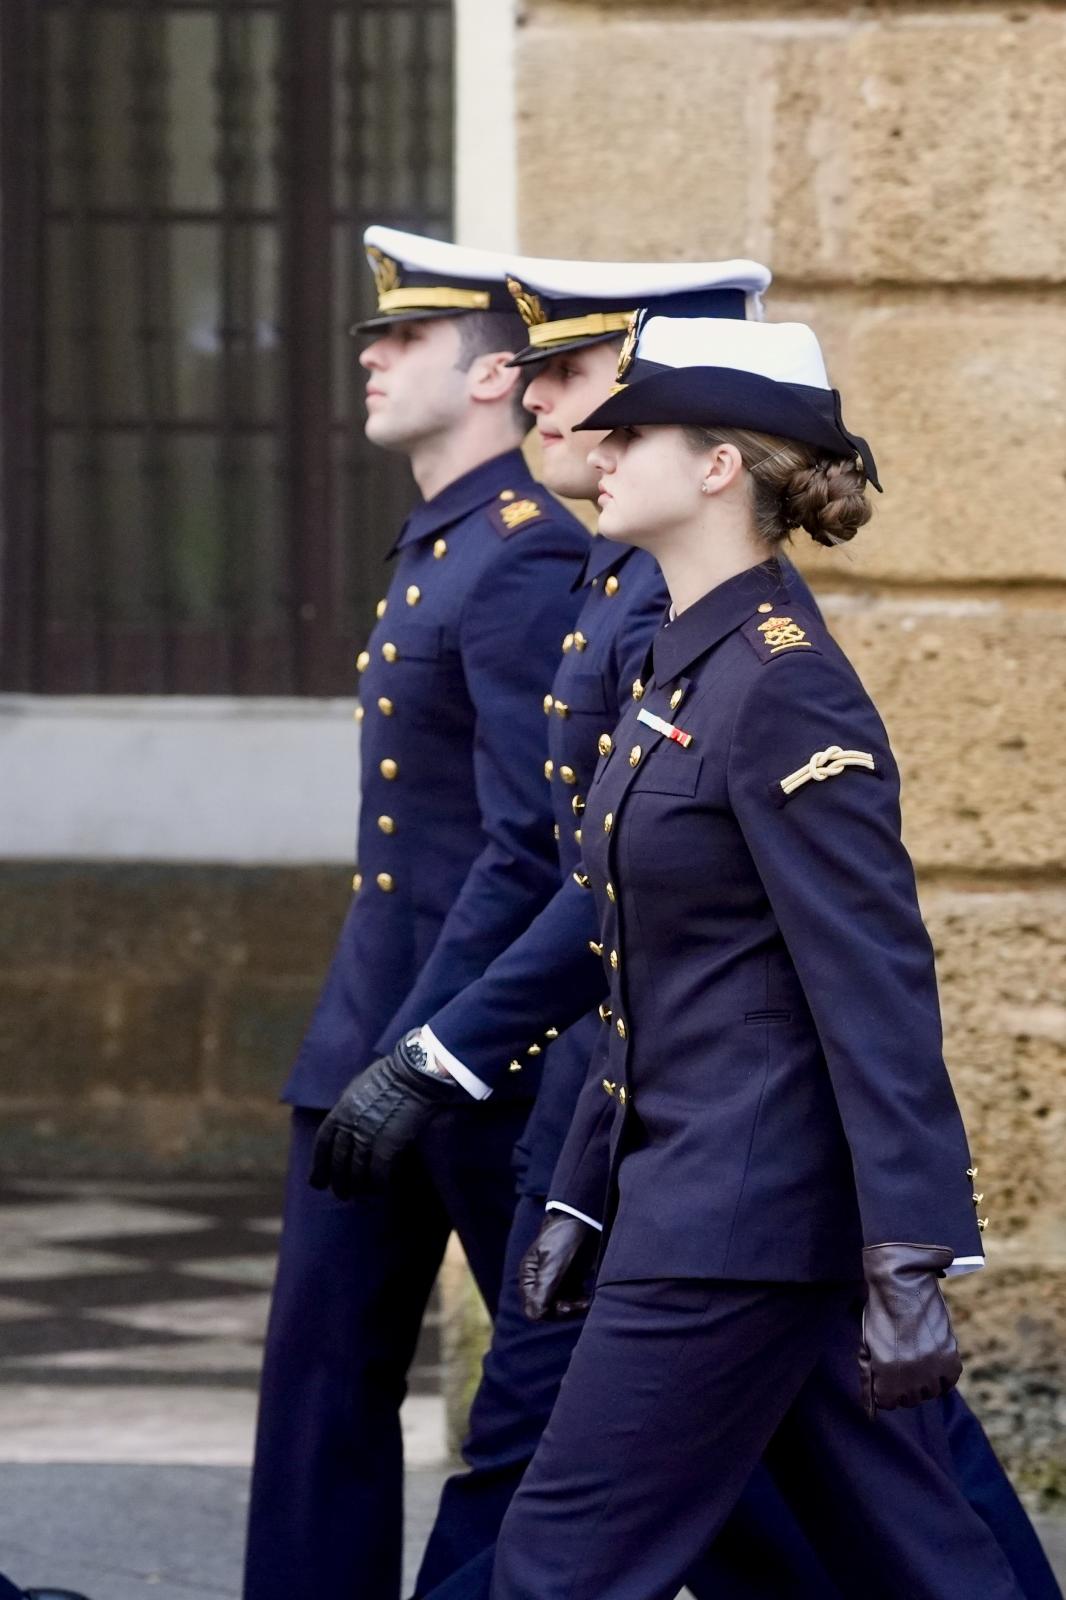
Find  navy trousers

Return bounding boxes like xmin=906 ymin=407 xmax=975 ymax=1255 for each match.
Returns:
xmin=417 ymin=1201 xmax=841 ymax=1600
xmin=420 ymin=1217 xmax=1059 ymax=1600
xmin=491 ymin=1279 xmax=1026 ymax=1600
xmin=243 ymin=1103 xmax=530 ymax=1600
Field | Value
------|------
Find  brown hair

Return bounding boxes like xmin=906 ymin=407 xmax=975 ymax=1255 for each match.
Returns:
xmin=683 ymin=426 xmax=872 ymax=547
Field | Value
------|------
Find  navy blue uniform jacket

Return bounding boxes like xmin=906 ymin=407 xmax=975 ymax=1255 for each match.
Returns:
xmin=557 ymin=558 xmax=984 ymax=1284
xmin=283 ymin=449 xmax=588 ymax=1110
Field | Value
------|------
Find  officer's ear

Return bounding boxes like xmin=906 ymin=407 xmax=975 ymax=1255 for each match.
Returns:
xmin=465 ymin=350 xmax=522 ymax=407
xmin=698 ymin=441 xmax=745 ymax=499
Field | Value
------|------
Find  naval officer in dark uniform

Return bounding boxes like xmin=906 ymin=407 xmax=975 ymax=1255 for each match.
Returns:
xmin=487 ymin=315 xmax=1032 ymax=1600
xmin=242 ymin=227 xmax=589 ymax=1600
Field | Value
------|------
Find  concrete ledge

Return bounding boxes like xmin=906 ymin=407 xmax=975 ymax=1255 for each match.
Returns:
xmin=0 ymin=696 xmax=360 ymax=864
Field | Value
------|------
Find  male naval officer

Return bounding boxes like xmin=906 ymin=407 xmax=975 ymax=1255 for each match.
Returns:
xmin=242 ymin=228 xmax=589 ymax=1600
xmin=313 ymin=257 xmax=852 ymax=1600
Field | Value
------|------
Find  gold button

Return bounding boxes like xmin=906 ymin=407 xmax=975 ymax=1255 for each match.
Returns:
xmin=433 ymin=538 xmax=448 ymax=559
xmin=670 ymin=687 xmax=684 ymax=711
xmin=377 ymin=815 xmax=395 ymax=834
xmin=605 ymin=881 xmax=616 ymax=902
xmin=376 ymin=599 xmax=388 ymax=619
xmin=559 ymin=765 xmax=577 ymax=785
xmin=616 ymin=1017 xmax=627 ymax=1039
xmin=972 ymin=1191 xmax=984 ymax=1205
xmin=356 ymin=650 xmax=370 ymax=672
xmin=377 ymin=696 xmax=394 ymax=716
xmin=509 ymin=1059 xmax=523 ymax=1073
xmin=967 ymin=1166 xmax=979 ymax=1179
xmin=382 ymin=641 xmax=398 ymax=662
xmin=618 ymin=1085 xmax=628 ymax=1107
xmin=632 ymin=680 xmax=644 ymax=701
xmin=500 ymin=489 xmax=516 ymax=502
xmin=380 ymin=758 xmax=398 ymax=780
xmin=562 ymin=632 xmax=575 ymax=653
xmin=572 ymin=795 xmax=585 ymax=816
xmin=609 ymin=948 xmax=619 ymax=970
xmin=545 ymin=1027 xmax=559 ymax=1040
xmin=629 ymin=745 xmax=642 ymax=768
xmin=527 ymin=1042 xmax=542 ymax=1056
xmin=351 ymin=872 xmax=363 ymax=893
xmin=352 ymin=706 xmax=362 ymax=723
xmin=574 ymin=631 xmax=588 ymax=651
xmin=588 ymin=940 xmax=603 ymax=956
xmin=977 ymin=1217 xmax=989 ymax=1232
xmin=605 ymin=575 xmax=620 ymax=597
xmin=603 ymin=811 xmax=613 ymax=834
xmin=573 ymin=828 xmax=582 ymax=844
xmin=758 ymin=602 xmax=774 ymax=614
xmin=544 ymin=759 xmax=554 ymax=780
xmin=573 ymin=871 xmax=590 ymax=889
xmin=601 ymin=1078 xmax=617 ymax=1097
xmin=598 ymin=1002 xmax=612 ymax=1023
xmin=376 ymin=872 xmax=395 ymax=892
xmin=598 ymin=734 xmax=613 ymax=757
xmin=406 ymin=585 xmax=421 ymax=607
xmin=543 ymin=693 xmax=554 ymax=714
xmin=554 ymin=699 xmax=569 ymax=718
xmin=552 ymin=823 xmax=560 ymax=841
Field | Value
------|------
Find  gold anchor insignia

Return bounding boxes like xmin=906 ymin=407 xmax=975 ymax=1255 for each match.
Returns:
xmin=500 ymin=498 xmax=542 ymax=529
xmin=506 ymin=276 xmax=548 ymax=328
xmin=616 ymin=312 xmax=639 ymax=380
xmin=367 ymin=246 xmax=400 ymax=300
xmin=779 ymin=745 xmax=876 ymax=797
xmin=757 ymin=615 xmax=811 ymax=653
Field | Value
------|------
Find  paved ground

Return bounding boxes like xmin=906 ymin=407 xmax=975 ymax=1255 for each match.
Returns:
xmin=0 ymin=1177 xmax=1061 ymax=1599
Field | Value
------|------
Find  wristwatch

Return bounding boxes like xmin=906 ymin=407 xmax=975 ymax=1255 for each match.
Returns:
xmin=405 ymin=1030 xmax=455 ymax=1083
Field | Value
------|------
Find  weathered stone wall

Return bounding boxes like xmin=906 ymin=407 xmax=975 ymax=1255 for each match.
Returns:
xmin=515 ymin=0 xmax=1066 ymax=1499
xmin=0 ymin=864 xmax=350 ymax=1174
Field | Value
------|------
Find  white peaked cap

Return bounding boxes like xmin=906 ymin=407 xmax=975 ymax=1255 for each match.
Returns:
xmin=501 ymin=256 xmax=772 ymax=300
xmin=635 ymin=318 xmax=830 ymax=389
xmin=363 ymin=225 xmax=516 ymax=280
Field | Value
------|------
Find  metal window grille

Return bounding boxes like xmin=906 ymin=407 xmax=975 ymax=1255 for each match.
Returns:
xmin=0 ymin=0 xmax=453 ymax=694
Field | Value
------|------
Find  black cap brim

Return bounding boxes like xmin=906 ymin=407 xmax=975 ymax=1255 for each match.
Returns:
xmin=351 ymin=307 xmax=484 ymax=336
xmin=573 ymin=366 xmax=880 ymax=491
xmin=506 ymin=329 xmax=625 ymax=369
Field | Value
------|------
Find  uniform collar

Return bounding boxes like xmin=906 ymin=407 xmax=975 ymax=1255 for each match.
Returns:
xmin=390 ymin=447 xmax=534 ymax=553
xmin=652 ymin=559 xmax=792 ymax=685
xmin=575 ymin=536 xmax=638 ymax=591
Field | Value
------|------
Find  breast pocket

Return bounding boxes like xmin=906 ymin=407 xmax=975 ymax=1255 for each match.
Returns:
xmin=557 ymin=671 xmax=610 ymax=718
xmin=378 ymin=623 xmax=456 ymax=727
xmin=628 ymin=743 xmax=703 ymax=797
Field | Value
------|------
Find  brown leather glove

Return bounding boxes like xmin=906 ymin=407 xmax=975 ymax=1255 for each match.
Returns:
xmin=519 ymin=1212 xmax=598 ymax=1322
xmin=859 ymin=1242 xmax=962 ymax=1419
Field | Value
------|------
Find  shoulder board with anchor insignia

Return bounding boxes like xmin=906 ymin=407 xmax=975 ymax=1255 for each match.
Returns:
xmin=740 ymin=610 xmax=823 ymax=664
xmin=487 ymin=493 xmax=545 ymax=538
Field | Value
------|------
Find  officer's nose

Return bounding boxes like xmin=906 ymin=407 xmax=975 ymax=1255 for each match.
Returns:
xmin=359 ymin=339 xmax=388 ymax=373
xmin=586 ymin=437 xmax=616 ymax=474
xmin=523 ymin=376 xmax=550 ymax=416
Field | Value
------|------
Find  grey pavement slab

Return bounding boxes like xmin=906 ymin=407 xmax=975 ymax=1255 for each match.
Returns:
xmin=0 ymin=1464 xmax=450 ymax=1599
xmin=0 ymin=1464 xmax=1062 ymax=1600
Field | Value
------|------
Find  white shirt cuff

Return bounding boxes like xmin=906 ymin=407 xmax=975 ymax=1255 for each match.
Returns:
xmin=546 ymin=1200 xmax=603 ymax=1232
xmin=945 ymin=1255 xmax=985 ymax=1277
xmin=418 ymin=1025 xmax=493 ymax=1100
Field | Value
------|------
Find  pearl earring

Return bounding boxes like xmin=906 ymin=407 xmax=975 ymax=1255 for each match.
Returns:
xmin=700 ymin=481 xmax=711 ymax=495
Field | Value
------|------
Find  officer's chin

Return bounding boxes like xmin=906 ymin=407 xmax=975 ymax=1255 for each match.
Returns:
xmin=595 ymin=504 xmax=630 ymax=544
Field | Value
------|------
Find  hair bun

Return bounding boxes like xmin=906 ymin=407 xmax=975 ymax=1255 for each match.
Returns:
xmin=784 ymin=458 xmax=871 ymax=546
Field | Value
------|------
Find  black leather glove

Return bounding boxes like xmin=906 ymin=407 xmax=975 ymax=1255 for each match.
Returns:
xmin=519 ymin=1212 xmax=598 ymax=1322
xmin=859 ymin=1242 xmax=962 ymax=1419
xmin=308 ymin=1034 xmax=458 ymax=1199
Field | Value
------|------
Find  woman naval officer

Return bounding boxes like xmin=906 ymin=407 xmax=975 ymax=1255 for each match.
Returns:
xmin=489 ymin=317 xmax=1028 ymax=1600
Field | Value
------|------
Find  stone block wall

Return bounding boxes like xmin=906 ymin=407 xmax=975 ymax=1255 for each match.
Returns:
xmin=0 ymin=864 xmax=350 ymax=1174
xmin=515 ymin=0 xmax=1065 ymax=1499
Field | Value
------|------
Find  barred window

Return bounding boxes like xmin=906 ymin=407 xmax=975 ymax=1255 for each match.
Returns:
xmin=1 ymin=0 xmax=453 ymax=693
